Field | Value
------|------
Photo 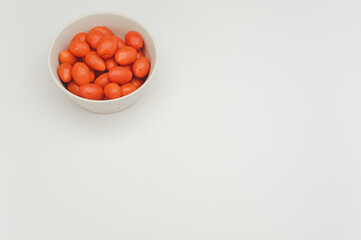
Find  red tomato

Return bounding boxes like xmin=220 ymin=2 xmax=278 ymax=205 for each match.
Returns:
xmin=132 ymin=56 xmax=150 ymax=78
xmin=105 ymin=58 xmax=118 ymax=71
xmin=85 ymin=51 xmax=106 ymax=71
xmin=122 ymin=64 xmax=132 ymax=71
xmin=72 ymin=62 xmax=91 ymax=85
xmin=69 ymin=40 xmax=90 ymax=57
xmin=120 ymin=83 xmax=137 ymax=96
xmin=67 ymin=81 xmax=80 ymax=96
xmin=104 ymin=83 xmax=122 ymax=99
xmin=114 ymin=46 xmax=137 ymax=65
xmin=97 ymin=35 xmax=118 ymax=59
xmin=92 ymin=26 xmax=113 ymax=36
xmin=130 ymin=77 xmax=144 ymax=88
xmin=72 ymin=32 xmax=87 ymax=42
xmin=108 ymin=66 xmax=132 ymax=84
xmin=57 ymin=63 xmax=72 ymax=82
xmin=137 ymin=50 xmax=145 ymax=58
xmin=86 ymin=29 xmax=104 ymax=49
xmin=116 ymin=36 xmax=126 ymax=48
xmin=125 ymin=31 xmax=143 ymax=50
xmin=79 ymin=84 xmax=104 ymax=100
xmin=89 ymin=69 xmax=95 ymax=82
xmin=94 ymin=73 xmax=110 ymax=88
xmin=59 ymin=49 xmax=77 ymax=65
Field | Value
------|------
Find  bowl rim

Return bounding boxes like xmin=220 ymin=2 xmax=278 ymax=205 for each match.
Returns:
xmin=48 ymin=11 xmax=158 ymax=103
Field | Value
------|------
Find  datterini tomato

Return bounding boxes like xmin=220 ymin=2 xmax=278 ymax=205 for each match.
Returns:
xmin=59 ymin=50 xmax=77 ymax=65
xmin=120 ymin=83 xmax=137 ymax=96
xmin=69 ymin=40 xmax=90 ymax=57
xmin=79 ymin=84 xmax=104 ymax=100
xmin=94 ymin=73 xmax=110 ymax=88
xmin=92 ymin=26 xmax=113 ymax=36
xmin=125 ymin=31 xmax=143 ymax=50
xmin=114 ymin=46 xmax=137 ymax=65
xmin=108 ymin=66 xmax=133 ymax=84
xmin=67 ymin=81 xmax=80 ymax=96
xmin=97 ymin=35 xmax=118 ymax=59
xmin=105 ymin=58 xmax=118 ymax=71
xmin=85 ymin=51 xmax=106 ymax=71
xmin=72 ymin=62 xmax=91 ymax=85
xmin=72 ymin=32 xmax=87 ymax=42
xmin=86 ymin=28 xmax=104 ymax=49
xmin=132 ymin=56 xmax=150 ymax=78
xmin=104 ymin=83 xmax=121 ymax=99
xmin=130 ymin=78 xmax=144 ymax=88
xmin=57 ymin=63 xmax=72 ymax=82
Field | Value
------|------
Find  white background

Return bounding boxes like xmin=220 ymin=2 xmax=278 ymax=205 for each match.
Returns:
xmin=1 ymin=0 xmax=361 ymax=239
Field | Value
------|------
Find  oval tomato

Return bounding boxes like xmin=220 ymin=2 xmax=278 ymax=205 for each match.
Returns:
xmin=132 ymin=56 xmax=150 ymax=78
xmin=58 ymin=63 xmax=72 ymax=82
xmin=105 ymin=58 xmax=118 ymax=71
xmin=94 ymin=73 xmax=110 ymax=88
xmin=89 ymin=69 xmax=95 ymax=82
xmin=125 ymin=31 xmax=143 ymax=50
xmin=116 ymin=36 xmax=126 ymax=48
xmin=79 ymin=84 xmax=104 ymax=100
xmin=120 ymin=83 xmax=137 ymax=96
xmin=92 ymin=26 xmax=113 ymax=36
xmin=72 ymin=32 xmax=87 ymax=42
xmin=108 ymin=66 xmax=132 ymax=84
xmin=114 ymin=46 xmax=137 ymax=65
xmin=72 ymin=62 xmax=91 ymax=85
xmin=59 ymin=49 xmax=77 ymax=65
xmin=104 ymin=83 xmax=122 ymax=99
xmin=97 ymin=35 xmax=118 ymax=59
xmin=86 ymin=29 xmax=104 ymax=49
xmin=69 ymin=40 xmax=90 ymax=57
xmin=85 ymin=51 xmax=106 ymax=71
xmin=67 ymin=81 xmax=80 ymax=96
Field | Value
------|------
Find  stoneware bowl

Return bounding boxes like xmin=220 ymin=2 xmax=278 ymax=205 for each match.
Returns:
xmin=48 ymin=12 xmax=157 ymax=114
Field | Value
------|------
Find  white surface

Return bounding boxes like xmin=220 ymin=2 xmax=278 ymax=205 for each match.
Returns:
xmin=48 ymin=12 xmax=158 ymax=113
xmin=1 ymin=0 xmax=361 ymax=239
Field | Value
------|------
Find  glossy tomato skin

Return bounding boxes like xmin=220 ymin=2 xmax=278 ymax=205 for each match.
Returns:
xmin=97 ymin=35 xmax=118 ymax=59
xmin=130 ymin=77 xmax=144 ymax=88
xmin=132 ymin=56 xmax=150 ymax=78
xmin=122 ymin=64 xmax=132 ymax=71
xmin=125 ymin=31 xmax=143 ymax=50
xmin=79 ymin=84 xmax=104 ymax=100
xmin=67 ymin=81 xmax=80 ymax=96
xmin=85 ymin=51 xmax=106 ymax=71
xmin=69 ymin=40 xmax=90 ymax=57
xmin=92 ymin=26 xmax=113 ymax=36
xmin=120 ymin=83 xmax=137 ymax=96
xmin=116 ymin=37 xmax=126 ymax=48
xmin=72 ymin=62 xmax=91 ymax=85
xmin=86 ymin=29 xmax=104 ymax=49
xmin=94 ymin=73 xmax=110 ymax=88
xmin=59 ymin=50 xmax=77 ymax=65
xmin=72 ymin=32 xmax=87 ymax=42
xmin=104 ymin=83 xmax=122 ymax=99
xmin=108 ymin=67 xmax=133 ymax=85
xmin=105 ymin=58 xmax=118 ymax=71
xmin=57 ymin=63 xmax=72 ymax=82
xmin=114 ymin=46 xmax=137 ymax=65
xmin=89 ymin=69 xmax=95 ymax=82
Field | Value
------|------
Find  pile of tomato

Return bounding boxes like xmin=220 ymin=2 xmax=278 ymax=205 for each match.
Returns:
xmin=57 ymin=26 xmax=150 ymax=100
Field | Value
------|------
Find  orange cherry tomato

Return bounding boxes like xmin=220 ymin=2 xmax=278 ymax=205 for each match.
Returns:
xmin=85 ymin=51 xmax=106 ymax=71
xmin=130 ymin=77 xmax=144 ymax=88
xmin=72 ymin=62 xmax=91 ymax=85
xmin=59 ymin=49 xmax=77 ymax=65
xmin=125 ymin=31 xmax=143 ymax=50
xmin=69 ymin=40 xmax=90 ymax=57
xmin=86 ymin=29 xmax=104 ymax=49
xmin=114 ymin=46 xmax=137 ymax=65
xmin=79 ymin=83 xmax=104 ymax=100
xmin=137 ymin=50 xmax=145 ymax=58
xmin=58 ymin=63 xmax=72 ymax=82
xmin=105 ymin=58 xmax=118 ymax=71
xmin=104 ymin=83 xmax=122 ymax=99
xmin=132 ymin=56 xmax=150 ymax=78
xmin=94 ymin=73 xmax=110 ymax=88
xmin=67 ymin=81 xmax=80 ymax=96
xmin=120 ymin=83 xmax=137 ymax=96
xmin=92 ymin=26 xmax=113 ymax=36
xmin=97 ymin=35 xmax=118 ymax=59
xmin=116 ymin=37 xmax=126 ymax=48
xmin=89 ymin=69 xmax=95 ymax=82
xmin=72 ymin=32 xmax=87 ymax=42
xmin=108 ymin=66 xmax=132 ymax=84
xmin=122 ymin=64 xmax=132 ymax=71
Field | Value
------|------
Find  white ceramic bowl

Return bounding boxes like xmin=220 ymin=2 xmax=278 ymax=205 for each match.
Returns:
xmin=48 ymin=12 xmax=157 ymax=114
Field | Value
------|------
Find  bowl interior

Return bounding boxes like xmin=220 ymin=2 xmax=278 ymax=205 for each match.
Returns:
xmin=49 ymin=12 xmax=156 ymax=100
